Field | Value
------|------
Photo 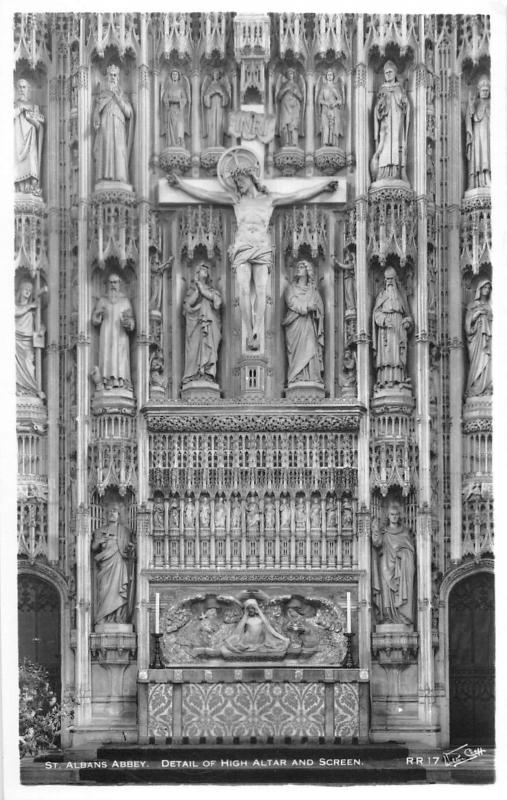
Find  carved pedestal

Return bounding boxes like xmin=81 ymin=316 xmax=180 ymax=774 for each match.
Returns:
xmin=274 ymin=146 xmax=305 ymax=176
xmin=285 ymin=381 xmax=325 ymax=402
xmin=200 ymin=146 xmax=225 ymax=175
xmin=160 ymin=146 xmax=191 ymax=176
xmin=180 ymin=380 xmax=221 ymax=403
xmin=91 ymin=386 xmax=136 ymax=415
xmin=371 ymin=624 xmax=420 ymax=740
xmin=314 ymin=146 xmax=346 ymax=175
xmin=89 ymin=625 xmax=138 ymax=741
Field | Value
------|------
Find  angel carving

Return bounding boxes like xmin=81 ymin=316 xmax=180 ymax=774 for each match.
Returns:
xmin=275 ymin=68 xmax=305 ymax=148
xmin=201 ymin=69 xmax=231 ymax=148
xmin=315 ymin=69 xmax=345 ymax=148
xmin=161 ymin=69 xmax=190 ymax=148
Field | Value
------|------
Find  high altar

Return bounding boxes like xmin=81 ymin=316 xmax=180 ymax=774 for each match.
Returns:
xmin=14 ymin=12 xmax=494 ymax=750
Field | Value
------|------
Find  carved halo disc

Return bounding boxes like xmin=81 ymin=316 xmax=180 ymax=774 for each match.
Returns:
xmin=217 ymin=146 xmax=262 ymax=193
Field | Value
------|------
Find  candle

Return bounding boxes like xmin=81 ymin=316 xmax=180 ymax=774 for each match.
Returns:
xmin=346 ymin=592 xmax=351 ymax=633
xmin=155 ymin=593 xmax=160 ymax=634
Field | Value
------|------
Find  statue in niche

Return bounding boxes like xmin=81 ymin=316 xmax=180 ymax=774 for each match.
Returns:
xmin=170 ymin=150 xmax=337 ymax=350
xmin=91 ymin=274 xmax=135 ymax=391
xmin=280 ymin=496 xmax=291 ymax=530
xmin=169 ymin=497 xmax=180 ymax=529
xmin=372 ymin=266 xmax=413 ymax=390
xmin=91 ymin=502 xmax=135 ymax=626
xmin=326 ymin=495 xmax=337 ymax=528
xmin=371 ymin=60 xmax=409 ymax=182
xmin=465 ymin=76 xmax=491 ymax=189
xmin=341 ymin=348 xmax=356 ymax=392
xmin=93 ymin=64 xmax=133 ymax=184
xmin=15 ymin=278 xmax=46 ymax=398
xmin=426 ymin=141 xmax=436 ymax=199
xmin=310 ymin=496 xmax=321 ymax=529
xmin=152 ymin=495 xmax=165 ymax=530
xmin=182 ymin=262 xmax=222 ymax=386
xmin=149 ymin=349 xmax=166 ymax=394
xmin=199 ymin=496 xmax=211 ymax=528
xmin=149 ymin=252 xmax=173 ymax=318
xmin=184 ymin=497 xmax=195 ymax=529
xmin=231 ymin=496 xmax=242 ymax=531
xmin=295 ymin=496 xmax=306 ymax=530
xmin=372 ymin=499 xmax=415 ymax=626
xmin=246 ymin=496 xmax=260 ymax=534
xmin=334 ymin=251 xmax=356 ymax=313
xmin=220 ymin=598 xmax=290 ymax=657
xmin=161 ymin=69 xmax=190 ymax=148
xmin=465 ymin=278 xmax=492 ymax=396
xmin=14 ymin=78 xmax=45 ymax=194
xmin=275 ymin=68 xmax=305 ymax=148
xmin=342 ymin=498 xmax=353 ymax=529
xmin=283 ymin=259 xmax=324 ymax=385
xmin=264 ymin=496 xmax=276 ymax=530
xmin=214 ymin=496 xmax=226 ymax=530
xmin=201 ymin=69 xmax=231 ymax=148
xmin=429 ymin=343 xmax=440 ymax=405
xmin=315 ymin=70 xmax=345 ymax=148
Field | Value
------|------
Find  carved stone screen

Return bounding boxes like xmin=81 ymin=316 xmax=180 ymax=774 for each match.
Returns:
xmin=9 ymin=8 xmax=495 ymax=787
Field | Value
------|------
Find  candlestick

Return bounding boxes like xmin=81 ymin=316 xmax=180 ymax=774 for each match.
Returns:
xmin=155 ymin=592 xmax=160 ymax=634
xmin=150 ymin=633 xmax=164 ymax=669
xmin=343 ymin=632 xmax=355 ymax=668
xmin=346 ymin=592 xmax=351 ymax=633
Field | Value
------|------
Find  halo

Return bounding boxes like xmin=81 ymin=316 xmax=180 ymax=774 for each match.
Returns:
xmin=217 ymin=146 xmax=262 ymax=194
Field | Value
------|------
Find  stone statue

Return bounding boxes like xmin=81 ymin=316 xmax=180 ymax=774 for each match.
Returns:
xmin=341 ymin=348 xmax=356 ymax=392
xmin=171 ymin=151 xmax=337 ymax=350
xmin=264 ymin=496 xmax=276 ymax=530
xmin=334 ymin=251 xmax=356 ymax=313
xmin=315 ymin=70 xmax=345 ymax=148
xmin=231 ymin=496 xmax=242 ymax=531
xmin=280 ymin=496 xmax=291 ymax=530
xmin=372 ymin=500 xmax=415 ymax=626
xmin=275 ymin=68 xmax=305 ymax=147
xmin=246 ymin=497 xmax=260 ymax=534
xmin=152 ymin=496 xmax=165 ymax=529
xmin=93 ymin=64 xmax=133 ymax=184
xmin=283 ymin=260 xmax=324 ymax=385
xmin=169 ymin=497 xmax=180 ymax=529
xmin=220 ymin=598 xmax=290 ymax=657
xmin=371 ymin=60 xmax=409 ymax=182
xmin=184 ymin=497 xmax=195 ymax=529
xmin=465 ymin=278 xmax=492 ymax=396
xmin=91 ymin=503 xmax=135 ymax=626
xmin=465 ymin=76 xmax=491 ymax=189
xmin=149 ymin=252 xmax=172 ymax=317
xmin=199 ymin=495 xmax=211 ymax=528
xmin=201 ymin=69 xmax=231 ymax=148
xmin=161 ymin=69 xmax=190 ymax=148
xmin=214 ymin=496 xmax=226 ymax=530
xmin=15 ymin=278 xmax=46 ymax=398
xmin=91 ymin=274 xmax=135 ymax=390
xmin=310 ymin=496 xmax=321 ymax=529
xmin=295 ymin=495 xmax=306 ymax=529
xmin=372 ymin=266 xmax=413 ymax=389
xmin=14 ymin=78 xmax=44 ymax=193
xmin=326 ymin=495 xmax=337 ymax=528
xmin=182 ymin=262 xmax=222 ymax=385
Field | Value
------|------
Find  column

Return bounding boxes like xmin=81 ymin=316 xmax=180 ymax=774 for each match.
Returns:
xmin=45 ymin=65 xmax=61 ymax=563
xmin=448 ymin=66 xmax=464 ymax=563
xmin=413 ymin=20 xmax=435 ymax=728
xmin=136 ymin=13 xmax=151 ymax=670
xmin=354 ymin=15 xmax=371 ymax=672
xmin=304 ymin=67 xmax=315 ymax=176
xmin=191 ymin=68 xmax=201 ymax=176
xmin=74 ymin=20 xmax=92 ymax=725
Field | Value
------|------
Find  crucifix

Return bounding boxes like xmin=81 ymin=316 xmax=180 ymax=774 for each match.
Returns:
xmin=159 ymin=146 xmax=346 ymax=351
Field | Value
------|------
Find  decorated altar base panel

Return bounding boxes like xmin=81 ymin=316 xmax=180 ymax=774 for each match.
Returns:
xmin=141 ymin=671 xmax=365 ymax=744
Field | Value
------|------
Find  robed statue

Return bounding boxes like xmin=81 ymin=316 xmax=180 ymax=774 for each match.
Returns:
xmin=275 ymin=68 xmax=305 ymax=148
xmin=372 ymin=266 xmax=413 ymax=389
xmin=371 ymin=60 xmax=409 ymax=182
xmin=161 ymin=69 xmax=190 ymax=148
xmin=93 ymin=64 xmax=134 ymax=184
xmin=91 ymin=274 xmax=135 ymax=390
xmin=372 ymin=500 xmax=415 ymax=626
xmin=182 ymin=263 xmax=222 ymax=385
xmin=465 ymin=278 xmax=492 ymax=396
xmin=283 ymin=259 xmax=324 ymax=385
xmin=14 ymin=78 xmax=45 ymax=194
xmin=91 ymin=503 xmax=135 ymax=626
xmin=465 ymin=76 xmax=491 ymax=189
xmin=15 ymin=278 xmax=47 ymax=398
xmin=315 ymin=70 xmax=345 ymax=148
xmin=201 ymin=69 xmax=231 ymax=148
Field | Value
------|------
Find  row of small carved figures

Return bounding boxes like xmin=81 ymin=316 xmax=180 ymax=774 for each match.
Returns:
xmin=151 ymin=493 xmax=354 ymax=535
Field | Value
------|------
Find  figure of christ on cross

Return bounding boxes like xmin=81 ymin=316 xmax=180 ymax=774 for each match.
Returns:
xmin=170 ymin=168 xmax=338 ymax=350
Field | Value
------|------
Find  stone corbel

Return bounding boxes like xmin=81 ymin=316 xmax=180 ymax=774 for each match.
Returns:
xmin=89 ymin=631 xmax=137 ymax=665
xmin=371 ymin=627 xmax=419 ymax=665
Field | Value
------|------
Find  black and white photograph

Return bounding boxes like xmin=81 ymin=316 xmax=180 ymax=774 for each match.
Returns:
xmin=0 ymin=2 xmax=504 ymax=795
